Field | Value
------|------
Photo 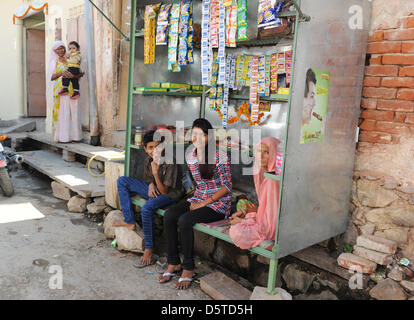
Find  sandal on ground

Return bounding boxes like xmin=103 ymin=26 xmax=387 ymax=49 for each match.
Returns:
xmin=159 ymin=271 xmax=181 ymax=284
xmin=175 ymin=272 xmax=198 ymax=290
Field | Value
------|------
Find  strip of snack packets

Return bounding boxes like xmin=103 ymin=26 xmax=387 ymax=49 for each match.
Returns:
xmin=144 ymin=3 xmax=161 ymax=64
xmin=202 ymin=0 xmax=212 ymax=85
xmin=156 ymin=4 xmax=171 ymax=46
xmin=168 ymin=2 xmax=181 ymax=71
xmin=237 ymin=0 xmax=248 ymax=41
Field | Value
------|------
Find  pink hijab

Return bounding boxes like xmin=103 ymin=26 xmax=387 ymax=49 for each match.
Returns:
xmin=229 ymin=137 xmax=281 ymax=249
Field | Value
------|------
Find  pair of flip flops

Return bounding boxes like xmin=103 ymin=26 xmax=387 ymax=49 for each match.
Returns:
xmin=159 ymin=271 xmax=198 ymax=289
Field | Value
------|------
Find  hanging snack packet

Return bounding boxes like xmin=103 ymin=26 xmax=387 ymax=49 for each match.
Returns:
xmin=178 ymin=1 xmax=191 ymax=66
xmin=187 ymin=1 xmax=194 ymax=64
xmin=237 ymin=0 xmax=248 ymax=41
xmin=168 ymin=2 xmax=181 ymax=71
xmin=258 ymin=55 xmax=266 ymax=96
xmin=226 ymin=4 xmax=238 ymax=47
xmin=144 ymin=3 xmax=161 ymax=64
xmin=235 ymin=55 xmax=244 ymax=87
xmin=202 ymin=0 xmax=211 ymax=85
xmin=210 ymin=0 xmax=219 ymax=48
xmin=264 ymin=55 xmax=271 ymax=96
xmin=218 ymin=0 xmax=226 ymax=84
xmin=230 ymin=54 xmax=236 ymax=89
xmin=258 ymin=0 xmax=284 ymax=29
xmin=223 ymin=0 xmax=233 ymax=7
xmin=156 ymin=4 xmax=172 ymax=46
xmin=250 ymin=56 xmax=260 ymax=121
xmin=270 ymin=53 xmax=278 ymax=93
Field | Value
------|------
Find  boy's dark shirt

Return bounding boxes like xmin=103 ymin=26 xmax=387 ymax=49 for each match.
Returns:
xmin=142 ymin=156 xmax=184 ymax=201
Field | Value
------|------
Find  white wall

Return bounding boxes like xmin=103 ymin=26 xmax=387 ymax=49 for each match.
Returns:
xmin=0 ymin=1 xmax=25 ymax=121
xmin=0 ymin=0 xmax=84 ymax=124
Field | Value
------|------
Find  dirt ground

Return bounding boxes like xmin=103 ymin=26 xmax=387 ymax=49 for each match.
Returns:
xmin=0 ymin=167 xmax=211 ymax=300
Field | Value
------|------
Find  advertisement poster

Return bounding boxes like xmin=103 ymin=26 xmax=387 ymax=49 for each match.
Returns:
xmin=300 ymin=68 xmax=330 ymax=144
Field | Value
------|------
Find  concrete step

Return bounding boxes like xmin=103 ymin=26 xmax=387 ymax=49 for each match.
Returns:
xmin=20 ymin=150 xmax=105 ymax=198
xmin=200 ymin=272 xmax=252 ymax=300
xmin=0 ymin=120 xmax=36 ymax=135
xmin=26 ymin=132 xmax=125 ymax=163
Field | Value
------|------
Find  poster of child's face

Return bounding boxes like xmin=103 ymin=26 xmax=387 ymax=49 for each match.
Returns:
xmin=300 ymin=68 xmax=330 ymax=144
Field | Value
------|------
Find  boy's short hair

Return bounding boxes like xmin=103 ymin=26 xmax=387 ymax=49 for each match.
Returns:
xmin=69 ymin=41 xmax=80 ymax=50
xmin=143 ymin=129 xmax=164 ymax=147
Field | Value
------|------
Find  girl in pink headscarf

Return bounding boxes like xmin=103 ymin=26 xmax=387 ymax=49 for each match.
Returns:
xmin=228 ymin=137 xmax=281 ymax=250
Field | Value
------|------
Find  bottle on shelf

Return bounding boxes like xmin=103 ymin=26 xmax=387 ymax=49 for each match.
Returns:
xmin=134 ymin=126 xmax=146 ymax=146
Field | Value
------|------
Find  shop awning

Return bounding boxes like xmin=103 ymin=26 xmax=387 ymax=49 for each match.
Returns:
xmin=13 ymin=0 xmax=48 ymax=24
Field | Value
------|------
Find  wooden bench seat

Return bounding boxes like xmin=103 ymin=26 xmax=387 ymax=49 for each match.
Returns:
xmin=131 ymin=195 xmax=276 ymax=259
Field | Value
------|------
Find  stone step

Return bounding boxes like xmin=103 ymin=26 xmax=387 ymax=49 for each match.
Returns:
xmin=26 ymin=132 xmax=125 ymax=163
xmin=20 ymin=150 xmax=105 ymax=198
xmin=352 ymin=246 xmax=393 ymax=266
xmin=356 ymin=235 xmax=398 ymax=254
xmin=337 ymin=253 xmax=377 ymax=274
xmin=200 ymin=272 xmax=252 ymax=300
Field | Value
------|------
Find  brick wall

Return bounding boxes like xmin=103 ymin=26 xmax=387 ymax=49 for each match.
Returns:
xmin=346 ymin=5 xmax=414 ymax=263
xmin=360 ymin=16 xmax=414 ymax=146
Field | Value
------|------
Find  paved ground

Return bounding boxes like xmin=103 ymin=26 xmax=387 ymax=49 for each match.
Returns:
xmin=0 ymin=167 xmax=211 ymax=300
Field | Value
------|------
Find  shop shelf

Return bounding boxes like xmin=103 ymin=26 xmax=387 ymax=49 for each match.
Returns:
xmin=229 ymin=93 xmax=289 ymax=102
xmin=133 ymin=89 xmax=203 ymax=98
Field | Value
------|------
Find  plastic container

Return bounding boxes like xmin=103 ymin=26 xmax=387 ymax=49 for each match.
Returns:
xmin=134 ymin=126 xmax=145 ymax=146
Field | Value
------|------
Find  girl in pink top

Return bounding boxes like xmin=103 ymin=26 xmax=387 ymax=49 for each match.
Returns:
xmin=229 ymin=137 xmax=281 ymax=250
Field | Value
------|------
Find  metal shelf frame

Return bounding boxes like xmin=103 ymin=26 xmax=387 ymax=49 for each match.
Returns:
xmin=124 ymin=0 xmax=308 ymax=297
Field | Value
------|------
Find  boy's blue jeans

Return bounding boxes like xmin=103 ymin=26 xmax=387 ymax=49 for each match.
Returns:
xmin=117 ymin=176 xmax=175 ymax=250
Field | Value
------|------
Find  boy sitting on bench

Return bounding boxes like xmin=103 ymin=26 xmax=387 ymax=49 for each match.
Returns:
xmin=115 ymin=130 xmax=183 ymax=267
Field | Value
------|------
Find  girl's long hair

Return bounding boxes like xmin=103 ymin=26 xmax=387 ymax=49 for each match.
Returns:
xmin=192 ymin=118 xmax=216 ymax=180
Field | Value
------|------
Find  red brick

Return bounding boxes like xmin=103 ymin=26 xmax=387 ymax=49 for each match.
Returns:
xmin=353 ymin=246 xmax=393 ymax=266
xmin=402 ymin=42 xmax=414 ymax=53
xmin=383 ymin=54 xmax=414 ymax=65
xmin=395 ymin=112 xmax=407 ymax=122
xmin=362 ymin=110 xmax=394 ymax=121
xmin=397 ymin=88 xmax=414 ymax=100
xmin=377 ymin=99 xmax=414 ymax=112
xmin=361 ymin=98 xmax=377 ymax=110
xmin=405 ymin=114 xmax=414 ymax=124
xmin=381 ymin=77 xmax=414 ymax=88
xmin=357 ymin=142 xmax=374 ymax=153
xmin=337 ymin=253 xmax=377 ymax=274
xmin=365 ymin=65 xmax=399 ymax=77
xmin=375 ymin=121 xmax=410 ymax=135
xmin=368 ymin=31 xmax=384 ymax=42
xmin=370 ymin=56 xmax=383 ymax=65
xmin=363 ymin=87 xmax=397 ymax=99
xmin=399 ymin=66 xmax=414 ymax=77
xmin=359 ymin=131 xmax=392 ymax=144
xmin=360 ymin=119 xmax=377 ymax=131
xmin=356 ymin=235 xmax=398 ymax=254
xmin=367 ymin=42 xmax=401 ymax=54
xmin=401 ymin=16 xmax=414 ymax=29
xmin=384 ymin=29 xmax=414 ymax=41
xmin=364 ymin=77 xmax=381 ymax=87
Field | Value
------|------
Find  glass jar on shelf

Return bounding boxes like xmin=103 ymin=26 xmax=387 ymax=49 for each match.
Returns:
xmin=134 ymin=126 xmax=145 ymax=146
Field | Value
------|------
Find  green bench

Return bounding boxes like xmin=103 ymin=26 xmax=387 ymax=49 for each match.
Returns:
xmin=131 ymin=195 xmax=277 ymax=260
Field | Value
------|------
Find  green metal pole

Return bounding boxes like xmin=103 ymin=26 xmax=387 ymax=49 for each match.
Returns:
xmin=266 ymin=1 xmax=303 ymax=296
xmin=88 ymin=0 xmax=130 ymax=40
xmin=201 ymin=85 xmax=207 ymax=118
xmin=124 ymin=0 xmax=137 ymax=177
